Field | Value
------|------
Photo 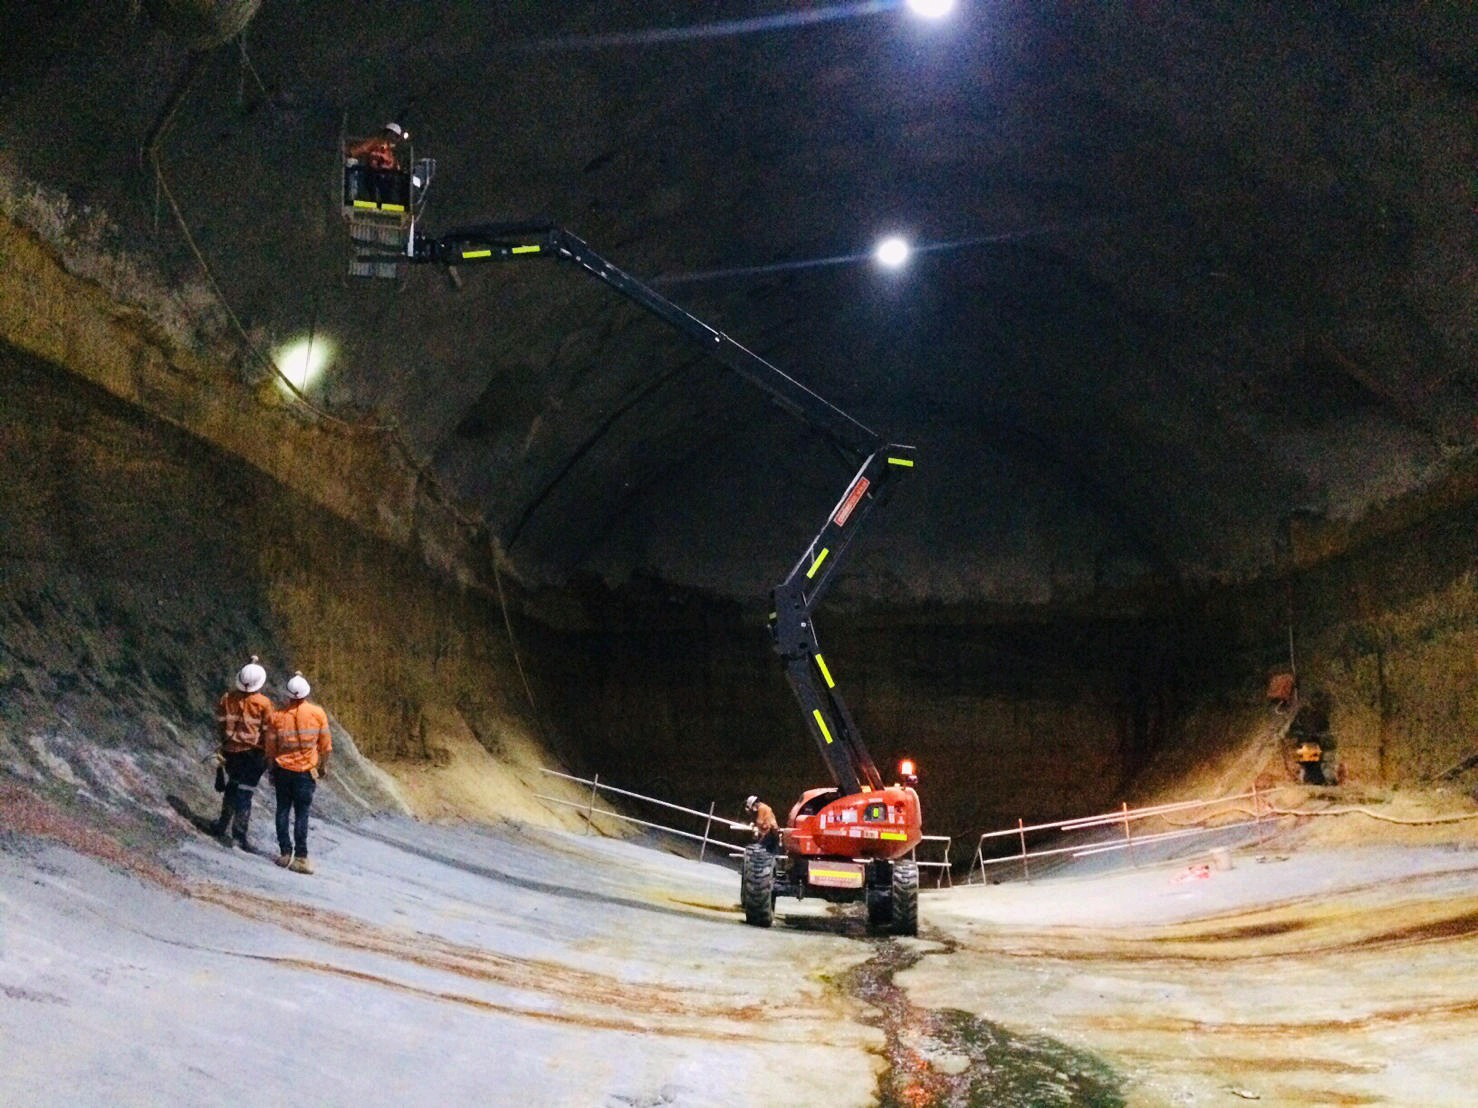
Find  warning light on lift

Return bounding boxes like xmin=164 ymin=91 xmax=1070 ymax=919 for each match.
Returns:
xmin=898 ymin=758 xmax=918 ymax=787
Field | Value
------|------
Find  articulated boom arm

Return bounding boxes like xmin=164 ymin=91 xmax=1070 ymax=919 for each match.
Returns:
xmin=416 ymin=223 xmax=875 ymax=457
xmin=410 ymin=220 xmax=915 ymax=799
xmin=770 ymin=442 xmax=915 ymax=796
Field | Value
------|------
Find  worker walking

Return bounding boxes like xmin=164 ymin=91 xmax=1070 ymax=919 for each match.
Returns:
xmin=745 ymin=795 xmax=781 ymax=853
xmin=207 ymin=655 xmax=273 ymax=852
xmin=267 ymin=671 xmax=332 ymax=875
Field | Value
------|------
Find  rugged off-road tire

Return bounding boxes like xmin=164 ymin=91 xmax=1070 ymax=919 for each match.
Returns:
xmin=866 ymin=887 xmax=892 ymax=929
xmin=741 ymin=845 xmax=776 ymax=928
xmin=890 ymin=859 xmax=919 ymax=936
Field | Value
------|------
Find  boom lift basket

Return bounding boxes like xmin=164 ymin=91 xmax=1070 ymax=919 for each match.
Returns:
xmin=342 ymin=133 xmax=434 ymax=279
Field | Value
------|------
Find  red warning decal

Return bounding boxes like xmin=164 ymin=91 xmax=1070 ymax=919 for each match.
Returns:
xmin=833 ymin=477 xmax=870 ymax=527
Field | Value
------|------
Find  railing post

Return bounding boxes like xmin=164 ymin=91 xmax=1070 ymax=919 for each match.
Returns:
xmin=699 ymin=799 xmax=716 ymax=862
xmin=1121 ymin=801 xmax=1134 ymax=867
xmin=1018 ymin=817 xmax=1030 ymax=883
xmin=973 ymin=836 xmax=986 ymax=885
xmin=585 ymin=773 xmax=600 ymax=835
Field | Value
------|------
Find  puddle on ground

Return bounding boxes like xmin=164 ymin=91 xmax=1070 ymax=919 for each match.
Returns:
xmin=841 ymin=928 xmax=1126 ymax=1107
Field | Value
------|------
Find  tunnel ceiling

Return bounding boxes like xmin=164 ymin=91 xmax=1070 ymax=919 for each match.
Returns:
xmin=4 ymin=2 xmax=1475 ymax=606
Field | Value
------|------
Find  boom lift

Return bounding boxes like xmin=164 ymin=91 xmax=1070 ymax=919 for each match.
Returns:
xmin=358 ymin=211 xmax=924 ymax=935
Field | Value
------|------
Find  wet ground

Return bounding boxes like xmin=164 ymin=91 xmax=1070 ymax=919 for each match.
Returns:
xmin=907 ymin=845 xmax=1478 ymax=1106
xmin=5 ymin=781 xmax=1478 ymax=1106
xmin=845 ymin=934 xmax=1124 ymax=1107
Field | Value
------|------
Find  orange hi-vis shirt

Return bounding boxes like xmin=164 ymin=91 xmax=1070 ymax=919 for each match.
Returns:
xmin=267 ymin=700 xmax=332 ymax=773
xmin=217 ymin=690 xmax=275 ymax=753
xmin=753 ymin=802 xmax=779 ymax=836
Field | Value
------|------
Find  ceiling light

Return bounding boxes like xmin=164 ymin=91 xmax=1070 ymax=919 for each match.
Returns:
xmin=906 ymin=0 xmax=956 ymax=19
xmin=274 ymin=335 xmax=335 ymax=394
xmin=874 ymin=236 xmax=911 ymax=269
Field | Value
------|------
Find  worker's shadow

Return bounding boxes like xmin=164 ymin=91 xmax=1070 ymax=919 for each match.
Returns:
xmin=165 ymin=793 xmax=220 ymax=835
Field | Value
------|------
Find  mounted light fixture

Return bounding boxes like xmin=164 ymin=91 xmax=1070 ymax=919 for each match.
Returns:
xmin=874 ymin=235 xmax=911 ymax=269
xmin=273 ymin=334 xmax=335 ymax=394
xmin=906 ymin=0 xmax=956 ymax=19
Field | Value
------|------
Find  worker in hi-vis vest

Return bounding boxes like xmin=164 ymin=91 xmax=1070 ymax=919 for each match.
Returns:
xmin=746 ymin=795 xmax=782 ymax=853
xmin=266 ymin=671 xmax=332 ymax=874
xmin=209 ymin=655 xmax=273 ymax=852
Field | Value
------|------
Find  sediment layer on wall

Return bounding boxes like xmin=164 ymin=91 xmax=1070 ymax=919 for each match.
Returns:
xmin=0 ymin=212 xmax=602 ymax=829
xmin=0 ymin=214 xmax=487 ymax=589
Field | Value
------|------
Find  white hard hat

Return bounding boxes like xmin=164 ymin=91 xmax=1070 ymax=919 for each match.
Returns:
xmin=745 ymin=795 xmax=758 ymax=811
xmin=286 ymin=671 xmax=311 ymax=699
xmin=383 ymin=122 xmax=405 ymax=139
xmin=236 ymin=655 xmax=266 ymax=693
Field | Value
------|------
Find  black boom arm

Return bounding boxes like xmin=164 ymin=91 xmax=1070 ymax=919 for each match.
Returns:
xmin=411 ymin=220 xmax=915 ymax=797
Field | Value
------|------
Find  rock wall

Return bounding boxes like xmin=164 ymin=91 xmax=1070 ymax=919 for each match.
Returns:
xmin=0 ymin=210 xmax=600 ymax=830
xmin=522 ymin=486 xmax=1478 ymax=842
xmin=520 ymin=583 xmax=1177 ymax=840
xmin=1166 ymin=491 xmax=1478 ymax=794
xmin=3 ymin=201 xmax=1474 ymax=850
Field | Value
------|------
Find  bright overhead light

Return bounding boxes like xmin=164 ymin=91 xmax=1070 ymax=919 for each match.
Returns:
xmin=274 ymin=334 xmax=335 ymax=393
xmin=874 ymin=236 xmax=911 ymax=269
xmin=906 ymin=0 xmax=956 ymax=19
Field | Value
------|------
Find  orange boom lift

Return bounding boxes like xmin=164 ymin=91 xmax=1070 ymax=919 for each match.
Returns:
xmin=354 ymin=200 xmax=924 ymax=935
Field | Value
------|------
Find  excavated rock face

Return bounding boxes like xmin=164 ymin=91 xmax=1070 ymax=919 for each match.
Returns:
xmin=0 ymin=5 xmax=1476 ymax=832
xmin=3 ymin=3 xmax=1472 ymax=603
xmin=140 ymin=0 xmax=262 ymax=50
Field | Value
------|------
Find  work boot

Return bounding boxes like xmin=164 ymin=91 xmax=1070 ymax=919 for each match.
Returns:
xmin=274 ymin=854 xmax=292 ymax=868
xmin=204 ymin=799 xmax=231 ymax=837
xmin=230 ymin=809 xmax=258 ymax=853
xmin=288 ymin=856 xmax=314 ymax=875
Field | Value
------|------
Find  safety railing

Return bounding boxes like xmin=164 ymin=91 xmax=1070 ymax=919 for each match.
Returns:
xmin=914 ymin=834 xmax=954 ymax=888
xmin=537 ymin=768 xmax=952 ymax=882
xmin=968 ymin=785 xmax=1276 ymax=884
xmin=535 ymin=768 xmax=749 ymax=862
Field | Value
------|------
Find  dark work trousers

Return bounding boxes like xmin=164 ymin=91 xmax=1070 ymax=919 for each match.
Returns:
xmin=218 ymin=749 xmax=267 ymax=837
xmin=273 ymin=768 xmax=317 ymax=858
xmin=758 ymin=828 xmax=782 ymax=853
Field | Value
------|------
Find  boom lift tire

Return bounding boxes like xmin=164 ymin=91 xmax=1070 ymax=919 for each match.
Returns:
xmin=741 ymin=845 xmax=776 ymax=928
xmin=866 ymin=886 xmax=892 ymax=929
xmin=890 ymin=859 xmax=919 ymax=937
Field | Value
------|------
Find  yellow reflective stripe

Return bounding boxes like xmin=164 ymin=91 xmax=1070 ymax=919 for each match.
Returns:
xmin=806 ymin=547 xmax=830 ymax=578
xmin=462 ymin=248 xmax=492 ymax=259
xmin=812 ymin=709 xmax=833 ymax=744
xmin=810 ymin=868 xmax=863 ymax=880
xmin=379 ymin=203 xmax=406 ymax=213
xmin=352 ymin=200 xmax=377 ymax=209
xmin=887 ymin=456 xmax=914 ymax=467
xmin=511 ymin=244 xmax=541 ymax=254
xmin=814 ymin=654 xmax=835 ymax=689
xmin=880 ymin=831 xmax=907 ymax=841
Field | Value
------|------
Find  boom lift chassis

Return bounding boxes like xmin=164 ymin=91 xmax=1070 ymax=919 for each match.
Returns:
xmin=376 ymin=217 xmax=923 ymax=935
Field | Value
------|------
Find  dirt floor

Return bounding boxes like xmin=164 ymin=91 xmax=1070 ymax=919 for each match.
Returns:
xmin=5 ymin=771 xmax=1478 ymax=1107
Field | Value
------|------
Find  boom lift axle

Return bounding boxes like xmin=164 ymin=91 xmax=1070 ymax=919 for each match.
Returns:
xmin=361 ymin=212 xmax=924 ymax=934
